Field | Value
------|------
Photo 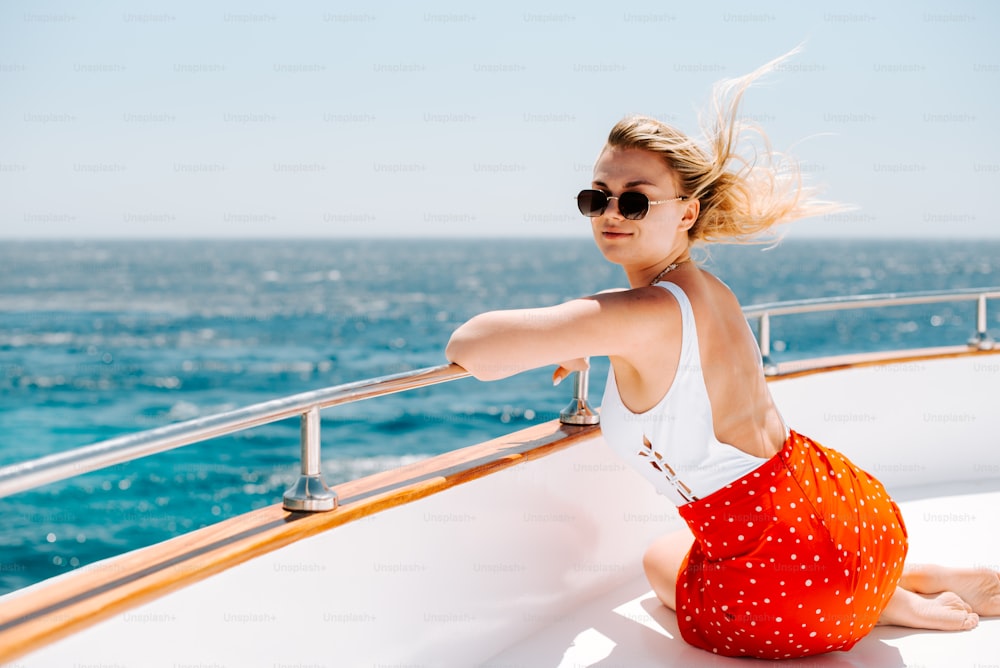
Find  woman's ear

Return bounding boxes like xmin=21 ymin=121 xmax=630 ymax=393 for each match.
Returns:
xmin=679 ymin=198 xmax=700 ymax=232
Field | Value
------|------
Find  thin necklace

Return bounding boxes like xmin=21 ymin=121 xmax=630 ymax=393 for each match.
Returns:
xmin=649 ymin=259 xmax=689 ymax=286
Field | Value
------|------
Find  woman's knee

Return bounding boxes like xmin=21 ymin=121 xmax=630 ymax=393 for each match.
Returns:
xmin=642 ymin=530 xmax=693 ymax=608
xmin=645 ymin=528 xmax=693 ymax=565
xmin=642 ymin=538 xmax=670 ymax=576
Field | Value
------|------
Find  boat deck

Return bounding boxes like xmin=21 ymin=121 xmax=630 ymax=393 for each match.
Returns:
xmin=484 ymin=484 xmax=1000 ymax=667
xmin=3 ymin=352 xmax=999 ymax=667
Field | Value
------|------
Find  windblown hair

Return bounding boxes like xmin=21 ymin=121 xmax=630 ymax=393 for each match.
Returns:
xmin=606 ymin=48 xmax=839 ymax=244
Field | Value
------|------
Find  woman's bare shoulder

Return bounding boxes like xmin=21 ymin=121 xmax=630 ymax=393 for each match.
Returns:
xmin=677 ymin=268 xmax=744 ymax=312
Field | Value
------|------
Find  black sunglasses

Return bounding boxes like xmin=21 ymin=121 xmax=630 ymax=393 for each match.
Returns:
xmin=576 ymin=189 xmax=687 ymax=221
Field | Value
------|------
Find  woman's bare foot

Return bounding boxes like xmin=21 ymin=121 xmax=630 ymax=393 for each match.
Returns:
xmin=878 ymin=587 xmax=978 ymax=631
xmin=940 ymin=568 xmax=1000 ymax=617
xmin=899 ymin=565 xmax=1000 ymax=617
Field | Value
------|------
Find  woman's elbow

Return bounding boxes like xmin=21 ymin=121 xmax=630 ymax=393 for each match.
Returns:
xmin=444 ymin=334 xmax=471 ymax=371
xmin=445 ymin=329 xmax=514 ymax=381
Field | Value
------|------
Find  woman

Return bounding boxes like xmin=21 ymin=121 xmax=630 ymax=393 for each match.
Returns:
xmin=445 ymin=53 xmax=1000 ymax=658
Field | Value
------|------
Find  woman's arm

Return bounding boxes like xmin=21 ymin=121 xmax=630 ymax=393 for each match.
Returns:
xmin=445 ymin=287 xmax=672 ymax=381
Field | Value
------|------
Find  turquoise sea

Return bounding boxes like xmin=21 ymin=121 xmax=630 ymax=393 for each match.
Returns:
xmin=1 ymin=238 xmax=998 ymax=594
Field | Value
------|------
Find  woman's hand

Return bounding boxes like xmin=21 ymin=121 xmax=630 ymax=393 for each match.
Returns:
xmin=552 ymin=358 xmax=590 ymax=386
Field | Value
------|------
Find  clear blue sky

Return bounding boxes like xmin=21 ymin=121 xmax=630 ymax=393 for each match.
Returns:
xmin=1 ymin=0 xmax=997 ymax=239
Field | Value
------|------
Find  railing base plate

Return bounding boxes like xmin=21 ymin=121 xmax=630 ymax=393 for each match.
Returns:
xmin=559 ymin=399 xmax=600 ymax=425
xmin=283 ymin=474 xmax=338 ymax=512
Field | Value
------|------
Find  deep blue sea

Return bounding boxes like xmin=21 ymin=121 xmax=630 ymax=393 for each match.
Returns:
xmin=1 ymin=238 xmax=998 ymax=595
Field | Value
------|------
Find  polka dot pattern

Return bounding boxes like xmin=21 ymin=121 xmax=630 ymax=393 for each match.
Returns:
xmin=674 ymin=430 xmax=909 ymax=659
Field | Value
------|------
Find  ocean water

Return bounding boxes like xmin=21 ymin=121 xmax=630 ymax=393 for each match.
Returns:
xmin=1 ymin=238 xmax=998 ymax=595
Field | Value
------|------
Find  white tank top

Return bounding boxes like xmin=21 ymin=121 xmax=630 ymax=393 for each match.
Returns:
xmin=600 ymin=281 xmax=769 ymax=506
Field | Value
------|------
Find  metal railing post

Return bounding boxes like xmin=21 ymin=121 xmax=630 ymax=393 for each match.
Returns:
xmin=559 ymin=362 xmax=600 ymax=425
xmin=758 ymin=313 xmax=778 ymax=376
xmin=968 ymin=293 xmax=996 ymax=350
xmin=282 ymin=406 xmax=337 ymax=512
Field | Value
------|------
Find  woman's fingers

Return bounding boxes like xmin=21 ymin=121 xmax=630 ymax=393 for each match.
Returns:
xmin=553 ymin=358 xmax=590 ymax=385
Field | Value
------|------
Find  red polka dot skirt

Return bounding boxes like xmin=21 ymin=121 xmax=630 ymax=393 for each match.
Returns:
xmin=675 ymin=430 xmax=908 ymax=659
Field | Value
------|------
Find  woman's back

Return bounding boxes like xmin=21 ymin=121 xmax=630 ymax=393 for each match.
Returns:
xmin=612 ymin=267 xmax=786 ymax=461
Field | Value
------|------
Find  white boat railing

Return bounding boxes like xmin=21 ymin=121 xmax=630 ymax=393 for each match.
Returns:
xmin=0 ymin=357 xmax=599 ymax=511
xmin=743 ymin=287 xmax=999 ymax=373
xmin=0 ymin=287 xmax=996 ymax=511
xmin=0 ymin=363 xmax=469 ymax=510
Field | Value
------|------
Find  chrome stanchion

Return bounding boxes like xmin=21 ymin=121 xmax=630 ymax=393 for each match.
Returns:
xmin=283 ymin=406 xmax=338 ymax=512
xmin=758 ymin=312 xmax=778 ymax=376
xmin=968 ymin=294 xmax=996 ymax=350
xmin=559 ymin=364 xmax=600 ymax=425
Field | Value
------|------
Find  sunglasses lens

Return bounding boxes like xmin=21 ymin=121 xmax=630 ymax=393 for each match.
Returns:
xmin=576 ymin=190 xmax=607 ymax=217
xmin=618 ymin=192 xmax=650 ymax=220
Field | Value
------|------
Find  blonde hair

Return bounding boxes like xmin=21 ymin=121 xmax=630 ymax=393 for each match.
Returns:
xmin=606 ymin=48 xmax=839 ymax=244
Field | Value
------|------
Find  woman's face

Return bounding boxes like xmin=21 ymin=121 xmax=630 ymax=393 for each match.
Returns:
xmin=588 ymin=146 xmax=694 ymax=274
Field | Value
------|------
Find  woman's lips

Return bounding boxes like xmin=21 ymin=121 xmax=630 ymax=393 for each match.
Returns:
xmin=602 ymin=230 xmax=633 ymax=239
